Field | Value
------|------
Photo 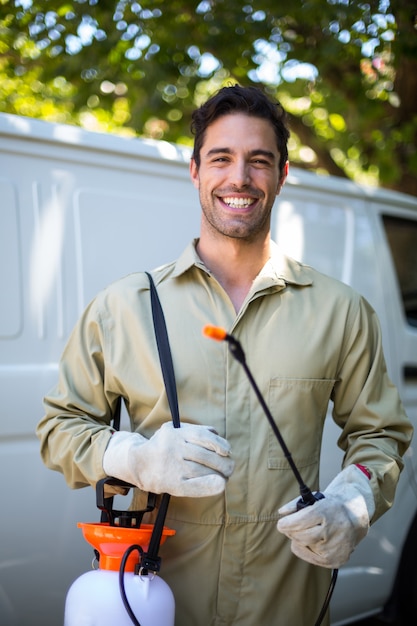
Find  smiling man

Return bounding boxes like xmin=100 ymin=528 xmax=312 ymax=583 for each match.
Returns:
xmin=191 ymin=111 xmax=288 ymax=312
xmin=38 ymin=85 xmax=411 ymax=626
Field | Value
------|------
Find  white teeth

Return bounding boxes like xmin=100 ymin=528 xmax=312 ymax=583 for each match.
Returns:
xmin=223 ymin=197 xmax=254 ymax=208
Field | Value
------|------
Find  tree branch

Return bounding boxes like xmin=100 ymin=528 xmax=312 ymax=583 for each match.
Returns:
xmin=288 ymin=115 xmax=349 ymax=178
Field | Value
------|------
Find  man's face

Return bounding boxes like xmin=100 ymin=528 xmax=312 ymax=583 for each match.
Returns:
xmin=190 ymin=113 xmax=287 ymax=242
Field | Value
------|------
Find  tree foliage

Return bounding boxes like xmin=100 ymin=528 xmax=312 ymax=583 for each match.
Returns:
xmin=1 ymin=0 xmax=416 ymax=195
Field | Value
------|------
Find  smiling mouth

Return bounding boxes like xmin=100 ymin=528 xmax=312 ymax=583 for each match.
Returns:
xmin=221 ymin=196 xmax=257 ymax=209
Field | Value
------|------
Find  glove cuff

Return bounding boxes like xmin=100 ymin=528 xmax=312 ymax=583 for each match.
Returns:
xmin=326 ymin=464 xmax=376 ymax=523
xmin=102 ymin=430 xmax=147 ymax=484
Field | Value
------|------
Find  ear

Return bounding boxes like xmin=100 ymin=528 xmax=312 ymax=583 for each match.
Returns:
xmin=276 ymin=160 xmax=289 ymax=195
xmin=190 ymin=158 xmax=200 ymax=189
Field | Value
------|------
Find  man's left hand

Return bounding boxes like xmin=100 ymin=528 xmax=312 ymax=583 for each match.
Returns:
xmin=277 ymin=465 xmax=375 ymax=569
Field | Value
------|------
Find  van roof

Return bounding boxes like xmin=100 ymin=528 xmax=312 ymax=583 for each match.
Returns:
xmin=1 ymin=112 xmax=416 ymax=212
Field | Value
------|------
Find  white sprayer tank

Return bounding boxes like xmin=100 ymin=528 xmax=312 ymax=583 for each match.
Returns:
xmin=64 ymin=521 xmax=175 ymax=625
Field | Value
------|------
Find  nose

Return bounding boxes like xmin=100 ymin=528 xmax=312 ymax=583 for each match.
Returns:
xmin=229 ymin=158 xmax=251 ymax=189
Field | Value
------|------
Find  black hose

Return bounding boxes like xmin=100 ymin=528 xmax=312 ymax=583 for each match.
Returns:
xmin=119 ymin=542 xmax=336 ymax=626
xmin=119 ymin=544 xmax=144 ymax=626
xmin=314 ymin=568 xmax=339 ymax=626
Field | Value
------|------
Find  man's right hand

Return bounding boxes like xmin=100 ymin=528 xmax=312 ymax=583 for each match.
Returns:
xmin=102 ymin=422 xmax=234 ymax=497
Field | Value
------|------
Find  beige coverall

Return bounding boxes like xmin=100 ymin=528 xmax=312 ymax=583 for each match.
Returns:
xmin=38 ymin=241 xmax=412 ymax=625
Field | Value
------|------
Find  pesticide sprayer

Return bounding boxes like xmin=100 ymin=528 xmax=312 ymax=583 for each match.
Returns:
xmin=64 ymin=479 xmax=176 ymax=626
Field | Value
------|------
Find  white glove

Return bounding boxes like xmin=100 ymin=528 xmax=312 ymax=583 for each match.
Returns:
xmin=102 ymin=422 xmax=234 ymax=498
xmin=277 ymin=465 xmax=375 ymax=568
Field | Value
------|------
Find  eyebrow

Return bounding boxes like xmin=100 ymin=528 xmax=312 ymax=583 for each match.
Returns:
xmin=206 ymin=147 xmax=277 ymax=161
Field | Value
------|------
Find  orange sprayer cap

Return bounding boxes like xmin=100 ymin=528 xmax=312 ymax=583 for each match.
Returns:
xmin=78 ymin=522 xmax=176 ymax=572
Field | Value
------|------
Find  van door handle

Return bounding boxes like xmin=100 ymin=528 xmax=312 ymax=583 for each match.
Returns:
xmin=404 ymin=365 xmax=417 ymax=381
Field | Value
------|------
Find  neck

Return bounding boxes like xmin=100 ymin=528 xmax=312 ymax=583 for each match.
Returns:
xmin=197 ymin=233 xmax=271 ymax=312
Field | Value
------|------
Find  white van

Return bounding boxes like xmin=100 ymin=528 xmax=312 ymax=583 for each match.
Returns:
xmin=1 ymin=112 xmax=416 ymax=626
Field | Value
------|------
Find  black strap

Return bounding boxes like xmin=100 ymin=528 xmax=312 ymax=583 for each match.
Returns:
xmin=112 ymin=396 xmax=122 ymax=431
xmin=102 ymin=274 xmax=179 ymax=563
xmin=99 ymin=396 xmax=122 ymax=523
xmin=112 ymin=274 xmax=179 ymax=430
xmin=145 ymin=272 xmax=180 ymax=428
xmin=141 ymin=272 xmax=180 ymax=573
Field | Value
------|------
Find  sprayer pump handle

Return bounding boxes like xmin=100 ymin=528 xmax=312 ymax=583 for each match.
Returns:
xmin=96 ymin=477 xmax=157 ymax=527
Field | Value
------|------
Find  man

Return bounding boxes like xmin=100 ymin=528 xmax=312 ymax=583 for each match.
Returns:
xmin=38 ymin=85 xmax=412 ymax=625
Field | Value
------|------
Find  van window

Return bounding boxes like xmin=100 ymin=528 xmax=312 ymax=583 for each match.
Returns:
xmin=382 ymin=215 xmax=417 ymax=327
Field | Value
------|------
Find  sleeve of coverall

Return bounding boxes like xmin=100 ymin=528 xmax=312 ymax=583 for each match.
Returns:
xmin=331 ymin=293 xmax=412 ymax=523
xmin=37 ymin=295 xmax=116 ymax=490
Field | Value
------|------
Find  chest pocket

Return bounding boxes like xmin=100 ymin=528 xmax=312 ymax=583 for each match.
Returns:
xmin=267 ymin=378 xmax=335 ymax=470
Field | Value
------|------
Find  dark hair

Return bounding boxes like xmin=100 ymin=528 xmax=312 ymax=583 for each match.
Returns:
xmin=191 ymin=84 xmax=290 ymax=174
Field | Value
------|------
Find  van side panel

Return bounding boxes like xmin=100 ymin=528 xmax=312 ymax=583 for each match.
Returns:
xmin=0 ymin=116 xmax=199 ymax=626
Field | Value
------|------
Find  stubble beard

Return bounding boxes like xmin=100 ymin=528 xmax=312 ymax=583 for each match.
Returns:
xmin=200 ymin=191 xmax=272 ymax=243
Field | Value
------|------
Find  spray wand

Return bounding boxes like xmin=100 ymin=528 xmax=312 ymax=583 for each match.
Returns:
xmin=203 ymin=325 xmax=338 ymax=626
xmin=203 ymin=325 xmax=324 ymax=509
